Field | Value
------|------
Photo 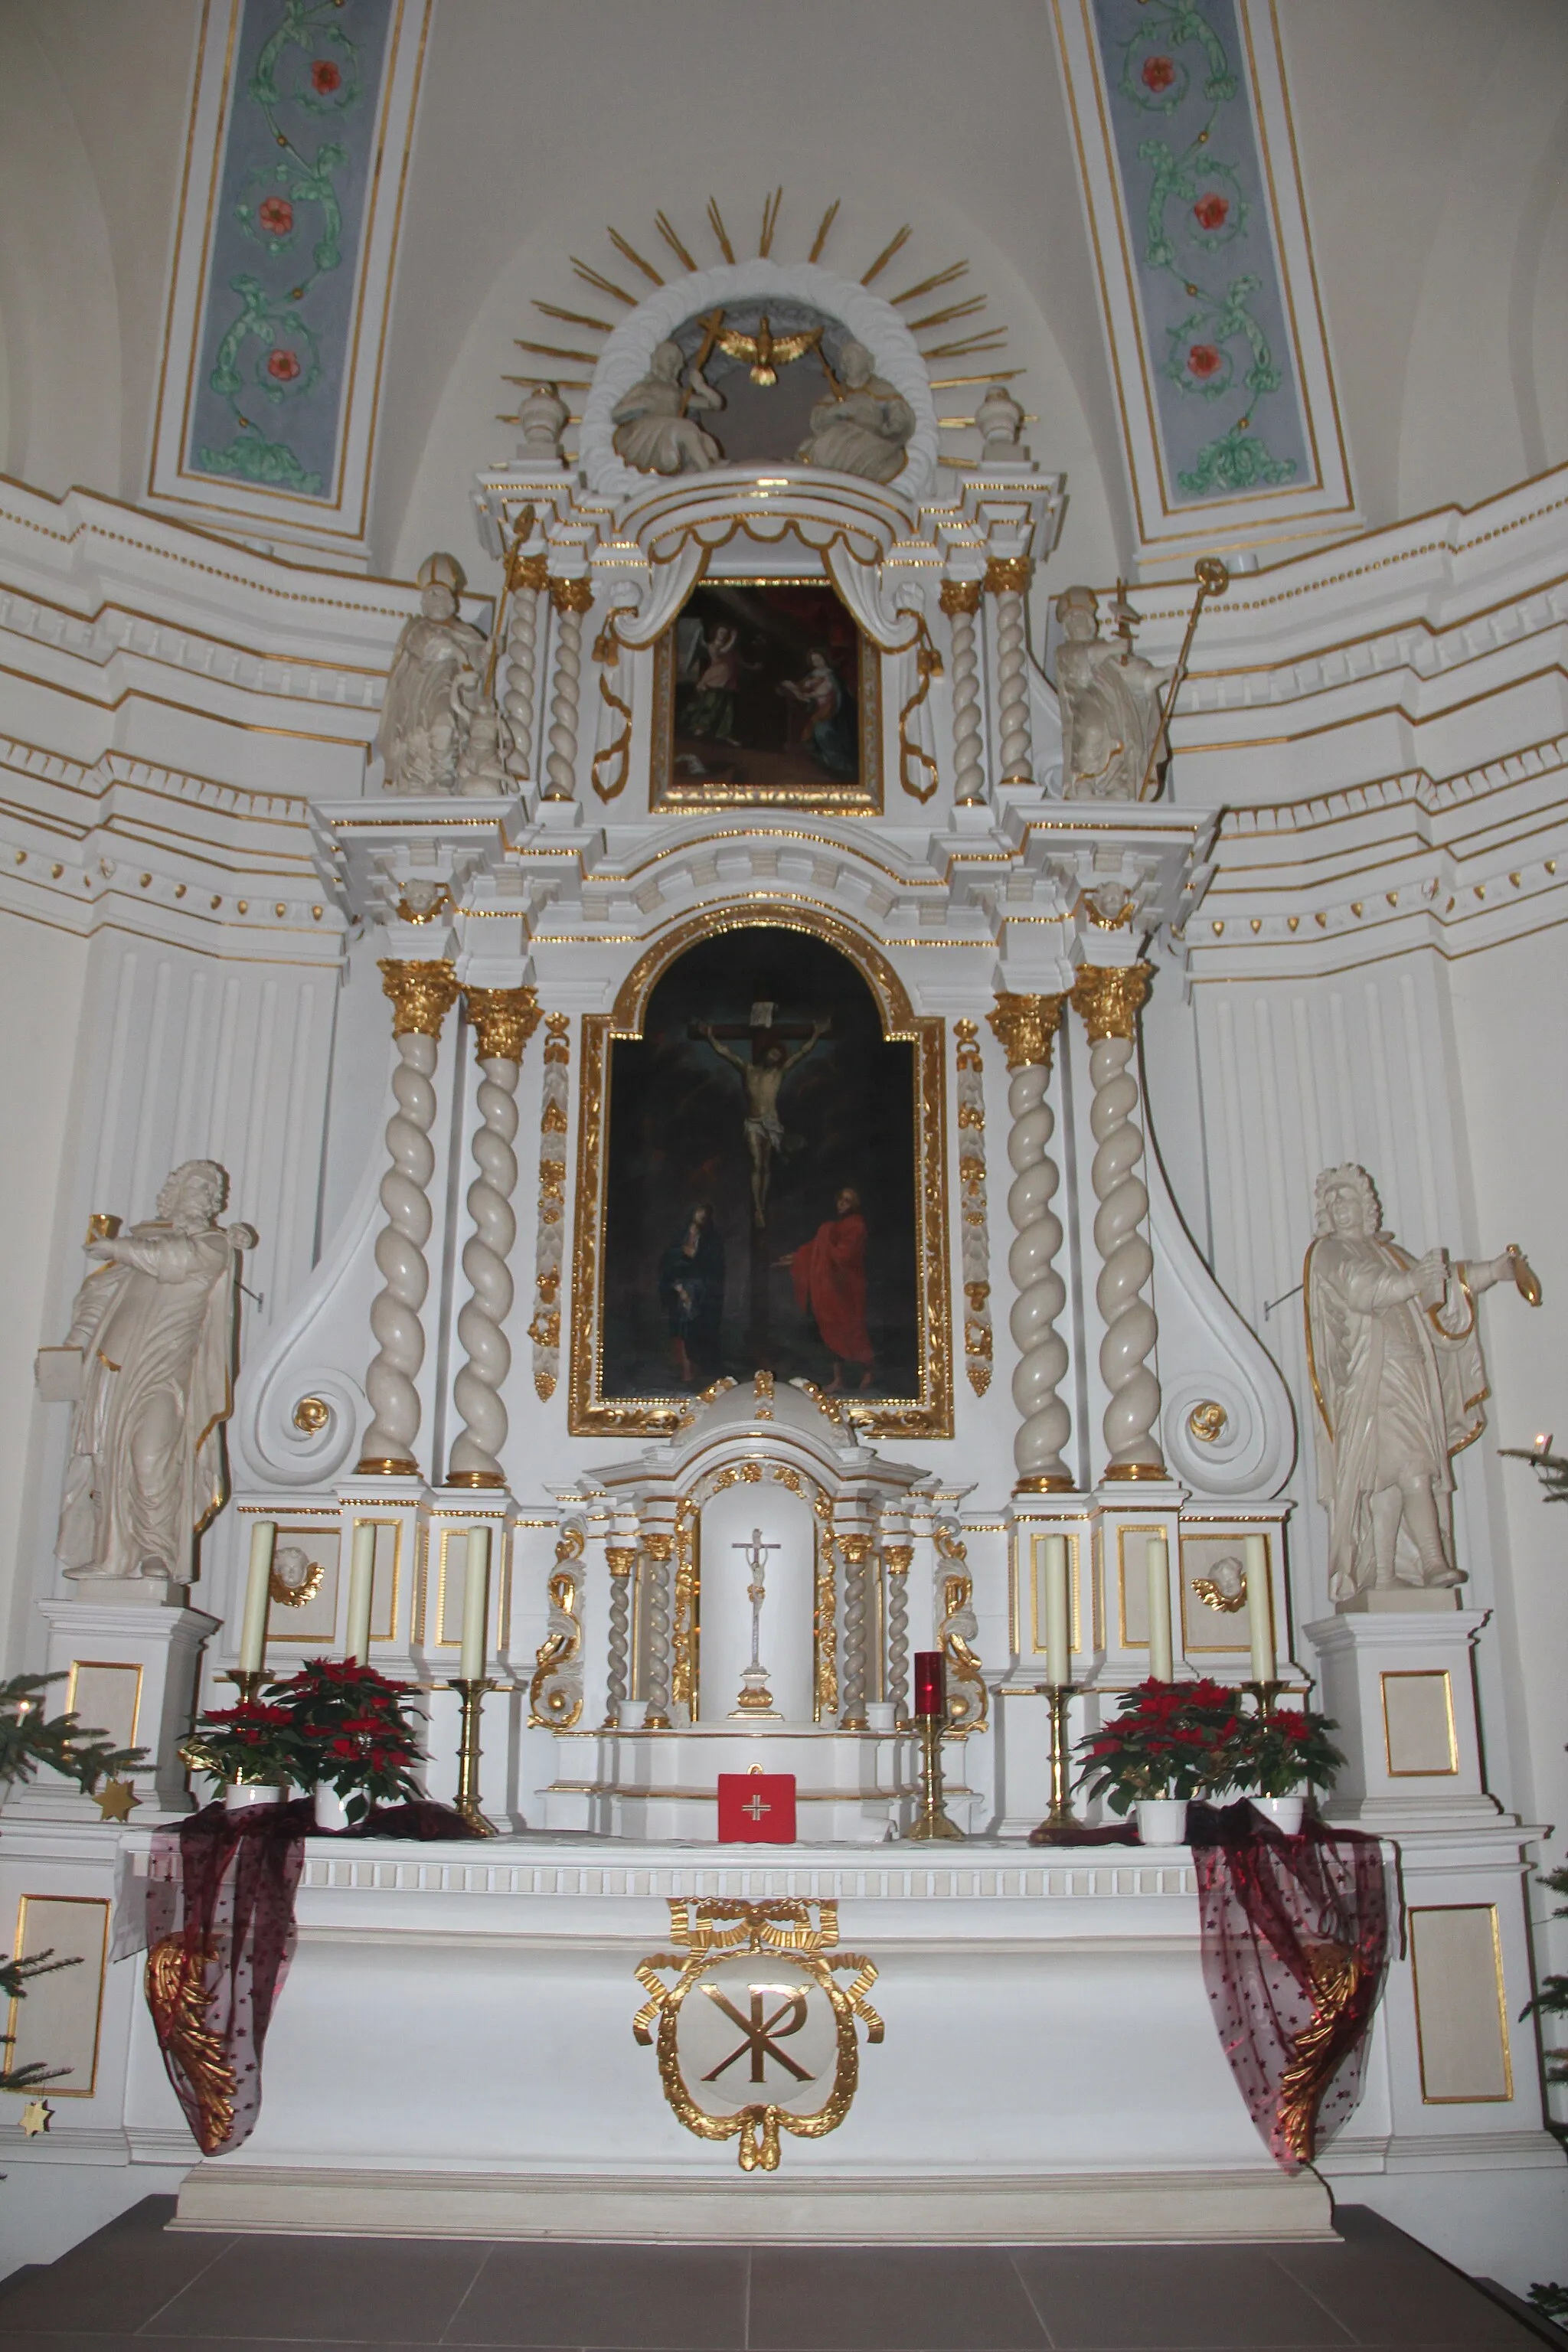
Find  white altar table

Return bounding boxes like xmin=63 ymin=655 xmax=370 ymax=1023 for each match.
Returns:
xmin=149 ymin=1833 xmax=1334 ymax=2244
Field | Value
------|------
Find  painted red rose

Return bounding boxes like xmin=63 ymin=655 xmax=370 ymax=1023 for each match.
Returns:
xmin=311 ymin=58 xmax=341 ymax=94
xmin=1142 ymin=54 xmax=1175 ymax=92
xmin=1194 ymin=194 xmax=1229 ymax=231
xmin=1187 ymin=343 xmax=1222 ymax=379
xmin=266 ymin=348 xmax=302 ymax=383
xmin=258 ymin=195 xmax=294 ymax=237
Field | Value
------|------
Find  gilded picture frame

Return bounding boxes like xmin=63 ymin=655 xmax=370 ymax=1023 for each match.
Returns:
xmin=567 ymin=904 xmax=952 ymax=1441
xmin=650 ymin=577 xmax=882 ymax=814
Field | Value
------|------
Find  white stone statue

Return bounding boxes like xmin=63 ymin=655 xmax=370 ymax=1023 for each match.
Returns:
xmin=975 ymin=382 xmax=1031 ymax=463
xmin=610 ymin=341 xmax=724 ymax=475
xmin=376 ymin=554 xmax=487 ymax=795
xmin=37 ymin=1161 xmax=256 ymax=1585
xmin=1054 ymin=586 xmax=1169 ymax=802
xmin=515 ymin=381 xmax=569 ymax=465
xmin=797 ymin=340 xmax=914 ymax=485
xmin=1304 ymin=1164 xmax=1538 ymax=1606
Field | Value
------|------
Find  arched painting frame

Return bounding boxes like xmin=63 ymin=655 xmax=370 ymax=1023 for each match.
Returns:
xmin=568 ymin=905 xmax=952 ymax=1439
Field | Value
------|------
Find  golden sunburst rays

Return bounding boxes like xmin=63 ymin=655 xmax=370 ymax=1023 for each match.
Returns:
xmin=500 ymin=196 xmax=1024 ymax=458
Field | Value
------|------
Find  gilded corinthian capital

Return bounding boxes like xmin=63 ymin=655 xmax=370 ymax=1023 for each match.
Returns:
xmin=1070 ymin=962 xmax=1153 ymax=1044
xmin=380 ymin=958 xmax=460 ymax=1039
xmin=465 ymin=985 xmax=542 ymax=1065
xmin=939 ymin=577 xmax=984 ymax=616
xmin=986 ymin=991 xmax=1067 ymax=1072
xmin=984 ymin=556 xmax=1034 ymax=596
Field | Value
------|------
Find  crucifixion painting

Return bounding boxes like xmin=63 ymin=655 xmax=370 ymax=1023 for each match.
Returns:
xmin=596 ymin=923 xmax=925 ymax=1413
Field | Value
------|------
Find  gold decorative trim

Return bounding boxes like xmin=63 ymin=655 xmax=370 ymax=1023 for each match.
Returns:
xmin=531 ymin=1013 xmax=570 ymax=1402
xmin=936 ymin=1531 xmax=988 ymax=1733
xmin=897 ymin=617 xmax=942 ymax=805
xmin=291 ymin=1395 xmax=330 ymax=1434
xmin=1070 ymin=962 xmax=1152 ymax=1044
xmin=1102 ymin=1460 xmax=1167 ymax=1482
xmin=464 ymin=984 xmax=541 ymax=1066
xmin=530 ymin=1523 xmax=585 ymax=1728
xmin=1187 ymin=1400 xmax=1228 ymax=1446
xmin=567 ymin=905 xmax=952 ymax=1439
xmin=1014 ymin=1474 xmax=1076 ymax=1494
xmin=939 ymin=578 xmax=983 ymax=616
xmin=145 ymin=1934 xmax=233 ymax=2151
xmin=984 ymin=556 xmax=1034 ymax=596
xmin=549 ymin=577 xmax=596 ymax=615
xmin=443 ymin=1470 xmax=507 ymax=1491
xmin=632 ymin=1899 xmax=883 ymax=2172
xmin=987 ymin=990 xmax=1067 ymax=1073
xmin=379 ymin=959 xmax=459 ymax=1040
xmin=354 ymin=1455 xmax=420 ymax=1477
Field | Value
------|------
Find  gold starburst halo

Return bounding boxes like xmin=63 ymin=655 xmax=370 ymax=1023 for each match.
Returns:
xmin=501 ymin=194 xmax=1023 ymax=466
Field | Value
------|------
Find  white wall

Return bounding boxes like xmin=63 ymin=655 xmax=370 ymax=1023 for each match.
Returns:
xmin=0 ymin=909 xmax=87 ymax=1664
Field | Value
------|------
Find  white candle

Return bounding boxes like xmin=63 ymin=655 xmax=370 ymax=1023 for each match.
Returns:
xmin=237 ymin=1521 xmax=276 ymax=1675
xmin=1243 ymin=1534 xmax=1275 ymax=1684
xmin=345 ymin=1521 xmax=376 ymax=1662
xmin=1145 ymin=1534 xmax=1174 ymax=1683
xmin=1042 ymin=1535 xmax=1070 ymax=1688
xmin=459 ymin=1525 xmax=491 ymax=1682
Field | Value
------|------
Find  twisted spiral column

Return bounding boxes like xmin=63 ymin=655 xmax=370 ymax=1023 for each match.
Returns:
xmin=641 ymin=1534 xmax=674 ymax=1728
xmin=988 ymin=992 xmax=1073 ymax=1492
xmin=603 ymin=1546 xmax=635 ymax=1726
xmin=838 ymin=1533 xmax=873 ymax=1730
xmin=883 ymin=1544 xmax=913 ymax=1725
xmin=941 ymin=577 xmax=987 ymax=807
xmin=1070 ymin=963 xmax=1164 ymax=1481
xmin=986 ymin=556 xmax=1034 ymax=789
xmin=502 ymin=550 xmax=548 ymax=783
xmin=447 ymin=988 xmax=541 ymax=1488
xmin=542 ymin=576 xmax=593 ymax=803
xmin=357 ymin=961 xmax=460 ymax=1475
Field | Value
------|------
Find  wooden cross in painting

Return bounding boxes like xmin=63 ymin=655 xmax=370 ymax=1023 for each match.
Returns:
xmin=690 ymin=1001 xmax=831 ymax=1364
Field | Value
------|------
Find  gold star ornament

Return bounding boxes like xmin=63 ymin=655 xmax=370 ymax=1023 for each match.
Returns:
xmin=19 ymin=2099 xmax=51 ymax=2136
xmin=93 ymin=1779 xmax=139 ymax=1822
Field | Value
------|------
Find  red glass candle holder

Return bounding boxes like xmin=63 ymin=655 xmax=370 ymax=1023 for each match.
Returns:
xmin=913 ymin=1650 xmax=945 ymax=1718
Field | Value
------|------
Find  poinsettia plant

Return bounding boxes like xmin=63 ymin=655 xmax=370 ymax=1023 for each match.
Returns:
xmin=266 ymin=1659 xmax=423 ymax=1824
xmin=178 ymin=1699 xmax=301 ymax=1787
xmin=1076 ymin=1678 xmax=1243 ymax=1813
xmin=1225 ymin=1704 xmax=1343 ymax=1798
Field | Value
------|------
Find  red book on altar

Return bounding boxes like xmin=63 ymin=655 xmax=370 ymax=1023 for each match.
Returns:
xmin=717 ymin=1771 xmax=797 ymax=1843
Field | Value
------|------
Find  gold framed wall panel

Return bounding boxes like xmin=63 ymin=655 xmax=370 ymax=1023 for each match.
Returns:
xmin=1409 ymin=1904 xmax=1513 ymax=2105
xmin=64 ymin=1661 xmax=144 ymax=1752
xmin=3 ymin=1895 xmax=110 ymax=2099
xmin=1382 ymin=1671 xmax=1459 ymax=1778
xmin=567 ymin=903 xmax=952 ymax=1440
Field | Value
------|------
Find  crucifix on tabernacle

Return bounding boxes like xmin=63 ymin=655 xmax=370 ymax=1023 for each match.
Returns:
xmin=691 ymin=1000 xmax=831 ymax=1364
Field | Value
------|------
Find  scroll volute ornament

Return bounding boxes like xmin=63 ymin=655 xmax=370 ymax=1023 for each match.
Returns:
xmin=1069 ymin=962 xmax=1153 ymax=1044
xmin=465 ymin=985 xmax=541 ymax=1065
xmin=986 ymin=991 xmax=1067 ymax=1072
xmin=380 ymin=959 xmax=460 ymax=1039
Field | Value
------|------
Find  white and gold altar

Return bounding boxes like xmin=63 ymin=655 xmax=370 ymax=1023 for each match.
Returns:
xmin=0 ymin=0 xmax=1565 ymax=2297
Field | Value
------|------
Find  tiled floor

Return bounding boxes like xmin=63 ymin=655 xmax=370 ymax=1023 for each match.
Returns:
xmin=0 ymin=2197 xmax=1551 ymax=2352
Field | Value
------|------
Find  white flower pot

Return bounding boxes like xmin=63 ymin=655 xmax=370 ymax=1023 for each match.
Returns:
xmin=1253 ymin=1793 xmax=1306 ymax=1835
xmin=313 ymin=1782 xmax=352 ymax=1832
xmin=224 ymin=1780 xmax=283 ymax=1815
xmin=1135 ymin=1797 xmax=1188 ymax=1847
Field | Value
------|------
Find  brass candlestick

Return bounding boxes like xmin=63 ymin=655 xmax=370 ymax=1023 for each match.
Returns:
xmin=1243 ymin=1680 xmax=1289 ymax=1712
xmin=226 ymin=1669 xmax=266 ymax=1704
xmin=449 ymin=1678 xmax=498 ymax=1837
xmin=1028 ymin=1681 xmax=1083 ymax=1844
xmin=908 ymin=1712 xmax=963 ymax=1841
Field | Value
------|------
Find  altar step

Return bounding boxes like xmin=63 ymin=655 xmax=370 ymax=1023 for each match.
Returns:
xmin=0 ymin=2193 xmax=1550 ymax=2349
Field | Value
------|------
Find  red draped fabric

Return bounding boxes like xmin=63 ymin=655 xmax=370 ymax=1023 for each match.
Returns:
xmin=1187 ymin=1802 xmax=1392 ymax=2169
xmin=145 ymin=1797 xmax=479 ymax=2156
xmin=791 ymin=1210 xmax=871 ymax=1364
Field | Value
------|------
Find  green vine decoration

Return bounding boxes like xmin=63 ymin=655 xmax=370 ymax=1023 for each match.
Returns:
xmin=196 ymin=1 xmax=364 ymax=496
xmin=1112 ymin=0 xmax=1298 ymax=499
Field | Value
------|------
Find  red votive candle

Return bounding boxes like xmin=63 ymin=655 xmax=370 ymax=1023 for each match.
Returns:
xmin=913 ymin=1650 xmax=945 ymax=1718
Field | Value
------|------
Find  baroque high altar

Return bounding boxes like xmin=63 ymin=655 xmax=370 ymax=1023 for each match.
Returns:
xmin=2 ymin=201 xmax=1563 ymax=2272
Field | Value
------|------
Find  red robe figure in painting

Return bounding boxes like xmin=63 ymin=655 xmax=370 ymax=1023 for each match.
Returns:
xmin=782 ymin=1187 xmax=874 ymax=1390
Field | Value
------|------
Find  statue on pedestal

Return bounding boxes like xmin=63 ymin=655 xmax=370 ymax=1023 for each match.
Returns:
xmin=1054 ymin=586 xmax=1168 ymax=802
xmin=797 ymin=341 xmax=913 ymax=485
xmin=611 ymin=341 xmax=724 ymax=475
xmin=1304 ymin=1164 xmax=1539 ymax=1605
xmin=377 ymin=553 xmax=488 ymax=795
xmin=38 ymin=1161 xmax=256 ymax=1584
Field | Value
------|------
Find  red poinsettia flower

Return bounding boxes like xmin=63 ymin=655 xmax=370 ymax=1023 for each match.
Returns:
xmin=1142 ymin=55 xmax=1175 ymax=92
xmin=258 ymin=195 xmax=294 ymax=237
xmin=311 ymin=58 xmax=341 ymax=94
xmin=266 ymin=348 xmax=302 ymax=383
xmin=1194 ymin=194 xmax=1229 ymax=231
xmin=1187 ymin=344 xmax=1222 ymax=380
xmin=329 ymin=1735 xmax=357 ymax=1757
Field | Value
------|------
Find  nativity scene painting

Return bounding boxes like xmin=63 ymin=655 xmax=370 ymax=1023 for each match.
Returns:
xmin=652 ymin=580 xmax=880 ymax=811
xmin=590 ymin=926 xmax=936 ymax=1425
